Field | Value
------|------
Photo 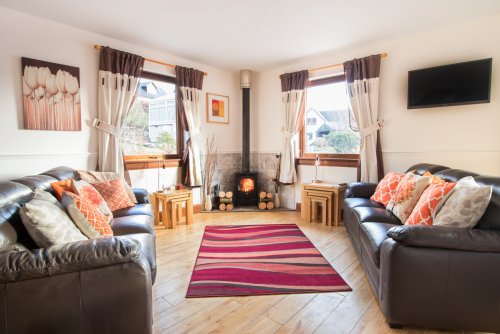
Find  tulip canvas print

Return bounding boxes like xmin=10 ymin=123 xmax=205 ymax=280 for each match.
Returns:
xmin=22 ymin=57 xmax=81 ymax=131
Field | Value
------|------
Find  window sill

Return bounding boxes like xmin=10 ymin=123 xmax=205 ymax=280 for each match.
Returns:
xmin=296 ymin=157 xmax=358 ymax=168
xmin=125 ymin=159 xmax=182 ymax=170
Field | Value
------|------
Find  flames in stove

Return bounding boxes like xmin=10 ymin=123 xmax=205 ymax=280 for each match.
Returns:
xmin=239 ymin=178 xmax=255 ymax=193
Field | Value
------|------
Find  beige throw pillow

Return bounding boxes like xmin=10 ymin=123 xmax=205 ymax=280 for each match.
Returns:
xmin=77 ymin=170 xmax=137 ymax=204
xmin=387 ymin=173 xmax=431 ymax=223
xmin=19 ymin=190 xmax=87 ymax=248
xmin=433 ymin=176 xmax=492 ymax=228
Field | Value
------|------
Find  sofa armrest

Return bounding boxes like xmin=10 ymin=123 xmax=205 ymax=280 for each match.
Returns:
xmin=0 ymin=237 xmax=141 ymax=283
xmin=132 ymin=188 xmax=150 ymax=203
xmin=345 ymin=182 xmax=378 ymax=199
xmin=388 ymin=225 xmax=500 ymax=253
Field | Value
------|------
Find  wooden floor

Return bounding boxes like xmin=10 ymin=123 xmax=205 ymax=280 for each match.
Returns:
xmin=152 ymin=211 xmax=474 ymax=334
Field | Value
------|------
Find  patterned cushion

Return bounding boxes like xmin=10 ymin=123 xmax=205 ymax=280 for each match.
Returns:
xmin=91 ymin=179 xmax=136 ymax=212
xmin=71 ymin=179 xmax=112 ymax=217
xmin=370 ymin=172 xmax=405 ymax=207
xmin=50 ymin=179 xmax=75 ymax=200
xmin=387 ymin=173 xmax=431 ymax=223
xmin=434 ymin=176 xmax=493 ymax=228
xmin=19 ymin=190 xmax=87 ymax=248
xmin=78 ymin=171 xmax=137 ymax=203
xmin=63 ymin=192 xmax=113 ymax=237
xmin=405 ymin=180 xmax=456 ymax=226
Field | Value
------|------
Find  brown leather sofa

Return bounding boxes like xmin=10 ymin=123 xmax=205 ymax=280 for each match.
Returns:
xmin=344 ymin=163 xmax=500 ymax=332
xmin=0 ymin=166 xmax=156 ymax=334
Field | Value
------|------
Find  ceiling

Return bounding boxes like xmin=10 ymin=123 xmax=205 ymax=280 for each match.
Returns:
xmin=1 ymin=0 xmax=500 ymax=71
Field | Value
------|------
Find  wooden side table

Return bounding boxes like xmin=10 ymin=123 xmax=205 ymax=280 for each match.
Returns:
xmin=151 ymin=189 xmax=193 ymax=229
xmin=301 ymin=183 xmax=347 ymax=226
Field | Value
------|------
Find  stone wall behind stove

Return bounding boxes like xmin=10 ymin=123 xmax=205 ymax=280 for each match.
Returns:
xmin=211 ymin=152 xmax=295 ymax=209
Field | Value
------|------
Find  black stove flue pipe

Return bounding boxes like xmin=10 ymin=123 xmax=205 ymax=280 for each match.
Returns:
xmin=240 ymin=70 xmax=252 ymax=173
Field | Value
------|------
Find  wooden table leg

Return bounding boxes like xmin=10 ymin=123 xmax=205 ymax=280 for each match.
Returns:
xmin=152 ymin=194 xmax=160 ymax=227
xmin=321 ymin=199 xmax=327 ymax=226
xmin=186 ymin=196 xmax=193 ymax=225
xmin=162 ymin=198 xmax=171 ymax=229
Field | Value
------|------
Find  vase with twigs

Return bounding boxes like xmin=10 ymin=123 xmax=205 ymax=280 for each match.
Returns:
xmin=202 ymin=136 xmax=217 ymax=211
xmin=272 ymin=153 xmax=282 ymax=209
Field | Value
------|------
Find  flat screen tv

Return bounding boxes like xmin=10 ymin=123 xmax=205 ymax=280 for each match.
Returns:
xmin=408 ymin=58 xmax=492 ymax=109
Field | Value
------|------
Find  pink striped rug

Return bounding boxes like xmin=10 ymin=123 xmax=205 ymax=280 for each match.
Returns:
xmin=186 ymin=224 xmax=351 ymax=297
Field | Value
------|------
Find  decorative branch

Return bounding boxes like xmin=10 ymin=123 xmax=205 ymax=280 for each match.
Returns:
xmin=203 ymin=135 xmax=217 ymax=197
xmin=271 ymin=153 xmax=282 ymax=193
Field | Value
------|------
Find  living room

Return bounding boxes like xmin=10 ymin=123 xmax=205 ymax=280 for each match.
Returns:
xmin=0 ymin=1 xmax=499 ymax=333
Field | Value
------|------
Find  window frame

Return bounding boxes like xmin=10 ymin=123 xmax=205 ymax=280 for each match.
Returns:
xmin=124 ymin=71 xmax=184 ymax=170
xmin=298 ymin=74 xmax=359 ymax=168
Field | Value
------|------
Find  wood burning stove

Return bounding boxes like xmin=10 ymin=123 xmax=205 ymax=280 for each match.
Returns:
xmin=234 ymin=172 xmax=258 ymax=206
xmin=234 ymin=70 xmax=258 ymax=207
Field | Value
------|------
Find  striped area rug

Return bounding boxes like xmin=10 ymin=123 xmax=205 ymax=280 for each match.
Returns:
xmin=186 ymin=224 xmax=351 ymax=297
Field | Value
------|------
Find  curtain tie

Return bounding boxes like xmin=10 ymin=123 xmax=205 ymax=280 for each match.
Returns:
xmin=92 ymin=118 xmax=121 ymax=137
xmin=359 ymin=119 xmax=384 ymax=138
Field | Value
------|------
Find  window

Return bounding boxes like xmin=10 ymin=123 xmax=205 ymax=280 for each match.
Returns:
xmin=121 ymin=72 xmax=182 ymax=169
xmin=306 ymin=117 xmax=316 ymax=125
xmin=299 ymin=75 xmax=360 ymax=166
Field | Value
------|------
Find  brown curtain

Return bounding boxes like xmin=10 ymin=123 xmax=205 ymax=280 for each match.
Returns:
xmin=344 ymin=55 xmax=384 ymax=182
xmin=175 ymin=66 xmax=204 ymax=186
xmin=95 ymin=47 xmax=144 ymax=183
xmin=278 ymin=70 xmax=309 ymax=184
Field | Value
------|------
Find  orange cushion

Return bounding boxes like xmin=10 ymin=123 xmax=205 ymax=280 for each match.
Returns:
xmin=370 ymin=172 xmax=405 ymax=207
xmin=51 ymin=179 xmax=75 ymax=201
xmin=63 ymin=192 xmax=113 ymax=237
xmin=91 ymin=179 xmax=135 ymax=212
xmin=405 ymin=181 xmax=456 ymax=226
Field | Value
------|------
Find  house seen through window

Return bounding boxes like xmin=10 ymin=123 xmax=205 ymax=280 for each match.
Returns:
xmin=122 ymin=73 xmax=178 ymax=157
xmin=303 ymin=77 xmax=360 ymax=155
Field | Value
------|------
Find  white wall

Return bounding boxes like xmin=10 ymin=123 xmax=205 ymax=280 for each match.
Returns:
xmin=0 ymin=6 xmax=241 ymax=192
xmin=254 ymin=12 xmax=500 ymax=203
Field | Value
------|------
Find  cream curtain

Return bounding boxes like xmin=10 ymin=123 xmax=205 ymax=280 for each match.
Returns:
xmin=95 ymin=47 xmax=144 ymax=177
xmin=279 ymin=70 xmax=308 ymax=184
xmin=175 ymin=66 xmax=204 ymax=187
xmin=344 ymin=55 xmax=384 ymax=183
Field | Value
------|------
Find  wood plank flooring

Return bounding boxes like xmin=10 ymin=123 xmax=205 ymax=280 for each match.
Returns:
xmin=152 ymin=211 xmax=478 ymax=334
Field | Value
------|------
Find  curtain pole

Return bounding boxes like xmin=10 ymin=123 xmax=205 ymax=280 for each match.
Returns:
xmin=309 ymin=53 xmax=388 ymax=73
xmin=93 ymin=45 xmax=208 ymax=76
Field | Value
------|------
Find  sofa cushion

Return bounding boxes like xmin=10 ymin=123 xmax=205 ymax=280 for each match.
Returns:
xmin=344 ymin=198 xmax=384 ymax=210
xmin=434 ymin=177 xmax=492 ymax=229
xmin=370 ymin=172 xmax=405 ymax=207
xmin=111 ymin=215 xmax=154 ymax=236
xmin=61 ymin=192 xmax=107 ymax=239
xmin=19 ymin=191 xmax=87 ymax=248
xmin=387 ymin=173 xmax=431 ymax=223
xmin=112 ymin=204 xmax=153 ymax=218
xmin=406 ymin=181 xmax=456 ymax=226
xmin=51 ymin=179 xmax=75 ymax=201
xmin=71 ymin=179 xmax=112 ymax=217
xmin=353 ymin=207 xmax=401 ymax=225
xmin=360 ymin=223 xmax=395 ymax=268
xmin=92 ymin=179 xmax=135 ymax=212
xmin=78 ymin=171 xmax=138 ymax=203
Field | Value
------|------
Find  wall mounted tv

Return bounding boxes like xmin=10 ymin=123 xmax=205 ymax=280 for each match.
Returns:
xmin=408 ymin=58 xmax=492 ymax=109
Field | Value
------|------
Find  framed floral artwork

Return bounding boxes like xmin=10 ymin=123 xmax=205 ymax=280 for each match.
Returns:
xmin=206 ymin=93 xmax=229 ymax=124
xmin=21 ymin=57 xmax=81 ymax=131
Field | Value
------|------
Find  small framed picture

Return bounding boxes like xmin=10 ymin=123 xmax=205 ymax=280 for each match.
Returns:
xmin=206 ymin=93 xmax=229 ymax=124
